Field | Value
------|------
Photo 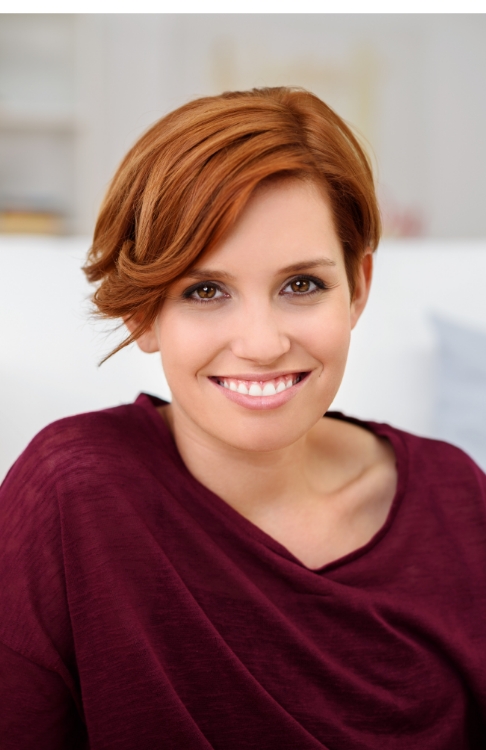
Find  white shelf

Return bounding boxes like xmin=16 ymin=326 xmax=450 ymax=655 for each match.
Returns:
xmin=0 ymin=15 xmax=78 ymax=231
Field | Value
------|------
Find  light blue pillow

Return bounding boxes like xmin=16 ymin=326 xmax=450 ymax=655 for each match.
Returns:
xmin=431 ymin=315 xmax=486 ymax=470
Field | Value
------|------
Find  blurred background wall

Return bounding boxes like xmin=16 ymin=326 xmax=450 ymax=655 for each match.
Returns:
xmin=1 ymin=13 xmax=485 ymax=238
xmin=1 ymin=13 xmax=486 ymax=480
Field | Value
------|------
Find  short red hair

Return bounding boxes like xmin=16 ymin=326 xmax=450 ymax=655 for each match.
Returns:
xmin=84 ymin=87 xmax=381 ymax=357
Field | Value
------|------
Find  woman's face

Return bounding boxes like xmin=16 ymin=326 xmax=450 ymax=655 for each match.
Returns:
xmin=137 ymin=179 xmax=372 ymax=453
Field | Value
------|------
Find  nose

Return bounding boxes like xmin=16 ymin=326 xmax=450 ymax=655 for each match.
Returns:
xmin=229 ymin=302 xmax=291 ymax=365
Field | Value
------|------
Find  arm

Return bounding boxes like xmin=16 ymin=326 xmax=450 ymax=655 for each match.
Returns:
xmin=0 ymin=426 xmax=86 ymax=747
xmin=0 ymin=641 xmax=88 ymax=749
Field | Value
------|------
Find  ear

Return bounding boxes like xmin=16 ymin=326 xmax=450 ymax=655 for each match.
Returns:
xmin=123 ymin=316 xmax=160 ymax=354
xmin=350 ymin=249 xmax=373 ymax=329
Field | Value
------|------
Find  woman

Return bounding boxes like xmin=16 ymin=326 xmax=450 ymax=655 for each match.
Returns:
xmin=1 ymin=87 xmax=485 ymax=749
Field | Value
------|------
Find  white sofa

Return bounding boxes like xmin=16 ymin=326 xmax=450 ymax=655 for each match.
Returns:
xmin=1 ymin=236 xmax=486 ymax=481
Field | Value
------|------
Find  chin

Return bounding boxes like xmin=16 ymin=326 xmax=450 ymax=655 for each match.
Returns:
xmin=174 ymin=378 xmax=340 ymax=452
xmin=205 ymin=410 xmax=322 ymax=454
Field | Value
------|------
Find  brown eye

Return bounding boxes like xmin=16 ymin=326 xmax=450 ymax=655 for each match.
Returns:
xmin=197 ymin=284 xmax=217 ymax=299
xmin=280 ymin=276 xmax=325 ymax=297
xmin=290 ymin=278 xmax=311 ymax=293
xmin=183 ymin=281 xmax=226 ymax=302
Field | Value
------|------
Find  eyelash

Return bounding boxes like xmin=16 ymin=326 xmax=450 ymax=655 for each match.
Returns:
xmin=182 ymin=275 xmax=328 ymax=304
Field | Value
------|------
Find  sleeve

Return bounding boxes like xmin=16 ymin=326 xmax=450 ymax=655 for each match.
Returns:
xmin=0 ymin=641 xmax=88 ymax=749
xmin=0 ymin=428 xmax=87 ymax=748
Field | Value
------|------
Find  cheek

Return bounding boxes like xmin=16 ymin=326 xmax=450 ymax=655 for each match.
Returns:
xmin=156 ymin=308 xmax=223 ymax=381
xmin=293 ymin=304 xmax=352 ymax=360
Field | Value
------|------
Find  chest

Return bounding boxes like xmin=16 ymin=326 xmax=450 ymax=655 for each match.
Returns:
xmin=72 ymin=554 xmax=479 ymax=750
xmin=66 ymin=473 xmax=485 ymax=749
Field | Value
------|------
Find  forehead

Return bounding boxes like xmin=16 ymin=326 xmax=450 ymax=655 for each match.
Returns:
xmin=195 ymin=179 xmax=344 ymax=273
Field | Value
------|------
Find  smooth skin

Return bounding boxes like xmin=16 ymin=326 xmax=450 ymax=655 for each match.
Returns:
xmin=128 ymin=179 xmax=397 ymax=570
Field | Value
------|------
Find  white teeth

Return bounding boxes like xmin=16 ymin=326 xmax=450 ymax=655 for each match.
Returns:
xmin=216 ymin=374 xmax=304 ymax=397
xmin=262 ymin=381 xmax=277 ymax=396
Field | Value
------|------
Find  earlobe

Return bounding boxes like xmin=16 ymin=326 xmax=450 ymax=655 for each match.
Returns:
xmin=350 ymin=250 xmax=373 ymax=329
xmin=123 ymin=317 xmax=160 ymax=354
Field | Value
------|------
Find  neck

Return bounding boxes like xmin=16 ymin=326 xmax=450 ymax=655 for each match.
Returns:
xmin=160 ymin=401 xmax=315 ymax=519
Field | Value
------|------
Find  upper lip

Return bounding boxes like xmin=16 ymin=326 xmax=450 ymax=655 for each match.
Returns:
xmin=209 ymin=370 xmax=308 ymax=382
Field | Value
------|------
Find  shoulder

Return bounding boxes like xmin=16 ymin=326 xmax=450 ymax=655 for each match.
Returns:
xmin=3 ymin=396 xmax=162 ymax=489
xmin=327 ymin=410 xmax=486 ymax=482
xmin=395 ymin=428 xmax=486 ymax=527
xmin=326 ymin=415 xmax=486 ymax=572
xmin=369 ymin=418 xmax=486 ymax=490
xmin=0 ymin=395 xmax=172 ymax=534
xmin=342 ymin=415 xmax=486 ymax=534
xmin=323 ymin=411 xmax=486 ymax=514
xmin=0 ymin=395 xmax=170 ymax=665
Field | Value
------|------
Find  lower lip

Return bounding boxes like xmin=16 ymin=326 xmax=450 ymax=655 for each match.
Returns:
xmin=209 ymin=373 xmax=311 ymax=411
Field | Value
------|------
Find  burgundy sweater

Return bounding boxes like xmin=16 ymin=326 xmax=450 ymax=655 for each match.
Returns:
xmin=1 ymin=393 xmax=486 ymax=749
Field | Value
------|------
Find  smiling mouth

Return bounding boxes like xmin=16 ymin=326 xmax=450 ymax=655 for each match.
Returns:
xmin=210 ymin=372 xmax=309 ymax=397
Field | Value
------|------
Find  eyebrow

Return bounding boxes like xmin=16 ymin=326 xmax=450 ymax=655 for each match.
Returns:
xmin=184 ymin=257 xmax=337 ymax=282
